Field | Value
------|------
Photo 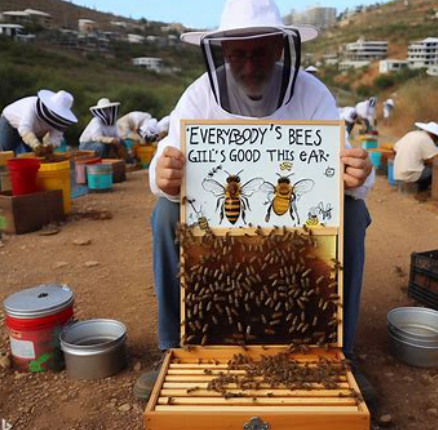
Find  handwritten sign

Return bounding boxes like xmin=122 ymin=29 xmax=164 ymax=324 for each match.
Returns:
xmin=182 ymin=120 xmax=344 ymax=229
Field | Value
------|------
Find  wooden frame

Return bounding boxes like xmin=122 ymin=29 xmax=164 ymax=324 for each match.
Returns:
xmin=144 ymin=121 xmax=369 ymax=429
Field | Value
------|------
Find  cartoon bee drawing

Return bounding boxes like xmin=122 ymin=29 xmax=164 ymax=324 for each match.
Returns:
xmin=187 ymin=198 xmax=209 ymax=230
xmin=317 ymin=201 xmax=333 ymax=220
xmin=202 ymin=170 xmax=264 ymax=224
xmin=261 ymin=174 xmax=315 ymax=225
xmin=306 ymin=206 xmax=320 ymax=227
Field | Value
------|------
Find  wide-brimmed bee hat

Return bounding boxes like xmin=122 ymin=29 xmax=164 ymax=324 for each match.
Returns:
xmin=180 ymin=0 xmax=319 ymax=117
xmin=90 ymin=98 xmax=120 ymax=126
xmin=37 ymin=89 xmax=77 ymax=131
xmin=181 ymin=0 xmax=318 ymax=45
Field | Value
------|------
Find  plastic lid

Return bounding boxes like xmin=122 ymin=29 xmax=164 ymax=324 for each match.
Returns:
xmin=4 ymin=284 xmax=74 ymax=318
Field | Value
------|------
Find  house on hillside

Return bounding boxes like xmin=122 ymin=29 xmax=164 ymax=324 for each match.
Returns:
xmin=379 ymin=59 xmax=409 ymax=74
xmin=78 ymin=19 xmax=97 ymax=33
xmin=427 ymin=65 xmax=438 ymax=76
xmin=0 ymin=11 xmax=30 ymax=26
xmin=0 ymin=23 xmax=24 ymax=38
xmin=345 ymin=38 xmax=387 ymax=62
xmin=132 ymin=57 xmax=163 ymax=72
xmin=285 ymin=6 xmax=337 ymax=29
xmin=408 ymin=37 xmax=438 ymax=69
xmin=323 ymin=53 xmax=339 ymax=66
xmin=24 ymin=9 xmax=53 ymax=28
xmin=127 ymin=34 xmax=145 ymax=44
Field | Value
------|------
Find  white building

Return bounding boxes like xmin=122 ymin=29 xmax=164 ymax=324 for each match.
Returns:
xmin=127 ymin=33 xmax=145 ymax=44
xmin=408 ymin=37 xmax=438 ymax=69
xmin=379 ymin=59 xmax=409 ymax=74
xmin=0 ymin=23 xmax=24 ymax=37
xmin=285 ymin=7 xmax=336 ymax=29
xmin=345 ymin=38 xmax=388 ymax=61
xmin=24 ymin=9 xmax=52 ymax=27
xmin=323 ymin=53 xmax=339 ymax=66
xmin=0 ymin=11 xmax=30 ymax=25
xmin=338 ymin=60 xmax=370 ymax=70
xmin=78 ymin=19 xmax=97 ymax=33
xmin=132 ymin=57 xmax=163 ymax=72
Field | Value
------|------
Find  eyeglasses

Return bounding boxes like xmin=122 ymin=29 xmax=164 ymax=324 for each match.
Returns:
xmin=225 ymin=49 xmax=270 ymax=65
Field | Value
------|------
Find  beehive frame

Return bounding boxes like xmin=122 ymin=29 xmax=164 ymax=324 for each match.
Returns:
xmin=145 ymin=120 xmax=370 ymax=430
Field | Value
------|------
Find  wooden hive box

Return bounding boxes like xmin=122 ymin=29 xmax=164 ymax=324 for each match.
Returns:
xmin=145 ymin=120 xmax=370 ymax=430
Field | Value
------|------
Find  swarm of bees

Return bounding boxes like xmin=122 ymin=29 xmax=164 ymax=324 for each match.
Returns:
xmin=206 ymin=353 xmax=353 ymax=397
xmin=178 ymin=222 xmax=341 ymax=347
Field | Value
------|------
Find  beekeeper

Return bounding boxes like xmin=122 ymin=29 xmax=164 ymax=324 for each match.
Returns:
xmin=157 ymin=116 xmax=170 ymax=140
xmin=394 ymin=121 xmax=438 ymax=191
xmin=355 ymin=97 xmax=377 ymax=133
xmin=79 ymin=98 xmax=126 ymax=159
xmin=383 ymin=98 xmax=395 ymax=124
xmin=117 ymin=111 xmax=152 ymax=142
xmin=0 ymin=90 xmax=77 ymax=155
xmin=339 ymin=106 xmax=358 ymax=135
xmin=137 ymin=0 xmax=375 ymax=402
xmin=139 ymin=118 xmax=160 ymax=144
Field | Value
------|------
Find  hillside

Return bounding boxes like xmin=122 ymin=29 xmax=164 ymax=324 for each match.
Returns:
xmin=307 ymin=0 xmax=438 ymax=57
xmin=0 ymin=0 xmax=146 ymax=30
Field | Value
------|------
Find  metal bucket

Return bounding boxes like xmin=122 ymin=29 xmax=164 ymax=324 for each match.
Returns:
xmin=387 ymin=307 xmax=438 ymax=341
xmin=387 ymin=307 xmax=438 ymax=367
xmin=60 ymin=319 xmax=127 ymax=379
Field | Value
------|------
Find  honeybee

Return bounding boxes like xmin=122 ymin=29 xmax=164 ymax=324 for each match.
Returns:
xmin=261 ymin=174 xmax=314 ymax=225
xmin=202 ymin=170 xmax=264 ymax=224
xmin=317 ymin=201 xmax=333 ymax=220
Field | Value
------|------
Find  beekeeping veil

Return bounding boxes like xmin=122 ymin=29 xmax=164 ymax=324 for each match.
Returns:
xmin=90 ymin=98 xmax=120 ymax=126
xmin=181 ymin=0 xmax=319 ymax=117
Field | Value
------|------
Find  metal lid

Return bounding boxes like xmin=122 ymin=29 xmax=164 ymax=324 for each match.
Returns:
xmin=4 ymin=284 xmax=74 ymax=318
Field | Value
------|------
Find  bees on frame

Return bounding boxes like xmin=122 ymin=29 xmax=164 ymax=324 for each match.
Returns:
xmin=261 ymin=173 xmax=315 ymax=225
xmin=202 ymin=170 xmax=264 ymax=225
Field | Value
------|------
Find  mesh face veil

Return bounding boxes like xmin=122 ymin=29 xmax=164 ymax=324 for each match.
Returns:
xmin=90 ymin=105 xmax=120 ymax=126
xmin=36 ymin=98 xmax=75 ymax=131
xmin=200 ymin=31 xmax=301 ymax=117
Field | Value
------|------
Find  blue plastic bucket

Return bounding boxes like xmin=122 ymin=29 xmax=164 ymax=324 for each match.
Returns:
xmin=387 ymin=159 xmax=398 ymax=187
xmin=369 ymin=150 xmax=382 ymax=170
xmin=361 ymin=139 xmax=378 ymax=150
xmin=86 ymin=164 xmax=113 ymax=192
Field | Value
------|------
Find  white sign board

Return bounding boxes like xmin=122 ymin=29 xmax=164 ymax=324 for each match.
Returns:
xmin=182 ymin=121 xmax=344 ymax=229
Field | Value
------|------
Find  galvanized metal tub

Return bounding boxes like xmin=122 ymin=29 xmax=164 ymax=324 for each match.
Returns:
xmin=387 ymin=307 xmax=438 ymax=341
xmin=60 ymin=319 xmax=127 ymax=379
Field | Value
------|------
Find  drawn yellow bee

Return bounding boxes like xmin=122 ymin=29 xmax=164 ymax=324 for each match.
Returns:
xmin=306 ymin=206 xmax=320 ymax=227
xmin=187 ymin=198 xmax=209 ymax=230
xmin=202 ymin=170 xmax=264 ymax=225
xmin=261 ymin=174 xmax=315 ymax=225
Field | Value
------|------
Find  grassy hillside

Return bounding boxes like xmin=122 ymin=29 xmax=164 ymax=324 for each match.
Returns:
xmin=306 ymin=0 xmax=438 ymax=57
xmin=0 ymin=37 xmax=204 ymax=145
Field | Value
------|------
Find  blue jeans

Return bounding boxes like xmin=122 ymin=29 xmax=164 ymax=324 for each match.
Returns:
xmin=0 ymin=115 xmax=32 ymax=154
xmin=151 ymin=196 xmax=371 ymax=354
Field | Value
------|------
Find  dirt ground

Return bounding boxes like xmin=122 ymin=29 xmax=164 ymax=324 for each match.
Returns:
xmin=1 ymin=165 xmax=438 ymax=430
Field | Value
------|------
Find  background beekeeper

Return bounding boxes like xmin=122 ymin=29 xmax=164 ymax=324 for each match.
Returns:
xmin=383 ymin=98 xmax=395 ymax=125
xmin=135 ymin=0 xmax=375 ymax=403
xmin=0 ymin=90 xmax=77 ymax=156
xmin=117 ymin=111 xmax=152 ymax=142
xmin=79 ymin=98 xmax=126 ymax=159
xmin=339 ymin=106 xmax=358 ymax=135
xmin=394 ymin=121 xmax=438 ymax=192
xmin=356 ymin=97 xmax=377 ymax=133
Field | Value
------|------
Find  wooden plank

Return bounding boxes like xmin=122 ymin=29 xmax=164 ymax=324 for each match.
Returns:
xmin=154 ymin=405 xmax=359 ymax=413
xmin=145 ymin=351 xmax=173 ymax=413
xmin=168 ymin=364 xmax=348 ymax=372
xmin=157 ymin=397 xmax=358 ymax=406
xmin=164 ymin=375 xmax=347 ymax=382
xmin=162 ymin=382 xmax=351 ymax=389
xmin=146 ymin=411 xmax=370 ymax=430
xmin=159 ymin=388 xmax=355 ymax=398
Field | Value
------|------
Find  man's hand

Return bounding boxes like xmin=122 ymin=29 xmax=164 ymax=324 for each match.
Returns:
xmin=34 ymin=144 xmax=54 ymax=158
xmin=156 ymin=146 xmax=185 ymax=196
xmin=341 ymin=147 xmax=373 ymax=189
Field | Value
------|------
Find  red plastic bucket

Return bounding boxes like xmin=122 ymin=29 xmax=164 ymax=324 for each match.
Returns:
xmin=7 ymin=158 xmax=41 ymax=196
xmin=3 ymin=284 xmax=74 ymax=372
